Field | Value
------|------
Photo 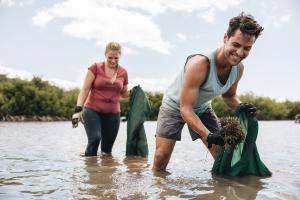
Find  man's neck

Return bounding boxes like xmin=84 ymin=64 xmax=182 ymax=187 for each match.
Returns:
xmin=215 ymin=48 xmax=232 ymax=71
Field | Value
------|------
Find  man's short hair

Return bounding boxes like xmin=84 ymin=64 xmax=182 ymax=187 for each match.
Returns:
xmin=227 ymin=12 xmax=264 ymax=39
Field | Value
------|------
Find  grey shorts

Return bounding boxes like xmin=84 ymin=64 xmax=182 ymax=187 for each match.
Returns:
xmin=155 ymin=105 xmax=221 ymax=141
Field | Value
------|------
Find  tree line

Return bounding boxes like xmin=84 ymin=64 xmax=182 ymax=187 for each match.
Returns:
xmin=1 ymin=74 xmax=300 ymax=121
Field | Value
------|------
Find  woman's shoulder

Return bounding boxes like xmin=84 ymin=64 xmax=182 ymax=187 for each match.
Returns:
xmin=118 ymin=65 xmax=128 ymax=74
xmin=94 ymin=61 xmax=105 ymax=68
xmin=89 ymin=62 xmax=105 ymax=74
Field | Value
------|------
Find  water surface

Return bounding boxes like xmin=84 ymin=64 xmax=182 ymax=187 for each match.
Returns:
xmin=0 ymin=121 xmax=299 ymax=199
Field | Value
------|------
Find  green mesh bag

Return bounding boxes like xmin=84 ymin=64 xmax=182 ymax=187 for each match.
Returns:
xmin=126 ymin=85 xmax=150 ymax=157
xmin=211 ymin=107 xmax=272 ymax=177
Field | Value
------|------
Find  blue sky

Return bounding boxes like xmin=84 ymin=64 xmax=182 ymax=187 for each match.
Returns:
xmin=0 ymin=0 xmax=299 ymax=101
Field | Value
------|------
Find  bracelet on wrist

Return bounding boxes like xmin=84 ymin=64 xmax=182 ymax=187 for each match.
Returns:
xmin=75 ymin=106 xmax=82 ymax=113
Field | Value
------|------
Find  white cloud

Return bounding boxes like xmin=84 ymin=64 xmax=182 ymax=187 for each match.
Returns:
xmin=32 ymin=10 xmax=54 ymax=27
xmin=0 ymin=0 xmax=34 ymax=7
xmin=0 ymin=65 xmax=33 ymax=80
xmin=129 ymin=77 xmax=172 ymax=92
xmin=198 ymin=8 xmax=216 ymax=23
xmin=279 ymin=15 xmax=290 ymax=23
xmin=0 ymin=65 xmax=80 ymax=90
xmin=258 ymin=1 xmax=292 ymax=28
xmin=177 ymin=33 xmax=187 ymax=41
xmin=0 ymin=0 xmax=14 ymax=7
xmin=32 ymin=0 xmax=241 ymax=54
xmin=47 ymin=78 xmax=79 ymax=90
xmin=268 ymin=14 xmax=291 ymax=27
xmin=32 ymin=0 xmax=172 ymax=54
xmin=122 ymin=47 xmax=137 ymax=55
xmin=0 ymin=65 xmax=171 ymax=92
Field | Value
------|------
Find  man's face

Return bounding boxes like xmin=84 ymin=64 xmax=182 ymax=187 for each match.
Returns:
xmin=223 ymin=29 xmax=256 ymax=65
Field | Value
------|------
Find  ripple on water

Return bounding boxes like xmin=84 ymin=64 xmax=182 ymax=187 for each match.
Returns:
xmin=0 ymin=121 xmax=300 ymax=199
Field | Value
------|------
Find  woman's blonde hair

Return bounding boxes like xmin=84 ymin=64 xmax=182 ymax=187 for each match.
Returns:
xmin=105 ymin=41 xmax=122 ymax=55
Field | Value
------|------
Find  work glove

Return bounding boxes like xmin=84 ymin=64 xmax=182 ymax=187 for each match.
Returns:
xmin=206 ymin=129 xmax=225 ymax=149
xmin=238 ymin=102 xmax=257 ymax=117
xmin=72 ymin=106 xmax=83 ymax=128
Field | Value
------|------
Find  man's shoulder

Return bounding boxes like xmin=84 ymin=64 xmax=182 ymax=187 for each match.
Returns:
xmin=186 ymin=55 xmax=210 ymax=71
xmin=237 ymin=62 xmax=244 ymax=72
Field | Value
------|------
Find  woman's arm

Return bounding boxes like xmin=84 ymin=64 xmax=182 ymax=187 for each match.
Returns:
xmin=120 ymin=84 xmax=129 ymax=98
xmin=76 ymin=70 xmax=95 ymax=106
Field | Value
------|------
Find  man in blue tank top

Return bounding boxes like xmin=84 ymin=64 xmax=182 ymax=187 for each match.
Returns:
xmin=153 ymin=13 xmax=263 ymax=171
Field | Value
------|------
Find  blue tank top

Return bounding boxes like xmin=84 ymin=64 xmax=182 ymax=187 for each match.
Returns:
xmin=162 ymin=49 xmax=240 ymax=114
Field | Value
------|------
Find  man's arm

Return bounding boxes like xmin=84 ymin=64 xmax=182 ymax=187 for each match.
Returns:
xmin=180 ymin=55 xmax=210 ymax=138
xmin=222 ymin=63 xmax=244 ymax=110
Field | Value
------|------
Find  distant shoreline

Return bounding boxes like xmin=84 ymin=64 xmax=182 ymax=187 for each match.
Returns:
xmin=0 ymin=116 xmax=296 ymax=122
xmin=0 ymin=115 xmax=69 ymax=122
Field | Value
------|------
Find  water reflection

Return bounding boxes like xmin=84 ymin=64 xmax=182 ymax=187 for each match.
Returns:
xmin=79 ymin=156 xmax=120 ymax=199
xmin=114 ymin=157 xmax=155 ymax=199
xmin=79 ymin=156 xmax=156 ymax=199
xmin=208 ymin=175 xmax=266 ymax=199
xmin=147 ymin=165 xmax=265 ymax=199
xmin=1 ymin=121 xmax=299 ymax=199
xmin=75 ymin=156 xmax=275 ymax=199
xmin=122 ymin=157 xmax=149 ymax=174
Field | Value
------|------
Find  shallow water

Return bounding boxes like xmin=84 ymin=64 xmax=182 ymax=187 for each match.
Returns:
xmin=0 ymin=121 xmax=299 ymax=200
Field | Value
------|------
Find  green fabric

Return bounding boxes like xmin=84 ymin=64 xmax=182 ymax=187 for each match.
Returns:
xmin=126 ymin=85 xmax=150 ymax=157
xmin=211 ymin=107 xmax=272 ymax=177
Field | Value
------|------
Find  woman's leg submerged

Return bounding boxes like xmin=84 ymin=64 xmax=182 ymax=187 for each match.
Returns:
xmin=82 ymin=108 xmax=102 ymax=156
xmin=100 ymin=112 xmax=120 ymax=154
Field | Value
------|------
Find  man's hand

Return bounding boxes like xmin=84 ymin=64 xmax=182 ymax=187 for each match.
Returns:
xmin=238 ymin=102 xmax=257 ymax=117
xmin=207 ymin=130 xmax=225 ymax=149
xmin=72 ymin=106 xmax=83 ymax=128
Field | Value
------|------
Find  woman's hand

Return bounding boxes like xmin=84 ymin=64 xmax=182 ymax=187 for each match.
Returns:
xmin=72 ymin=106 xmax=84 ymax=128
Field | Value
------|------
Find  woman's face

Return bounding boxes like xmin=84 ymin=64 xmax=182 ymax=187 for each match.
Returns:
xmin=105 ymin=50 xmax=121 ymax=68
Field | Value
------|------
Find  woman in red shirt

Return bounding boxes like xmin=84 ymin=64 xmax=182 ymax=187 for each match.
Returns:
xmin=72 ymin=41 xmax=129 ymax=156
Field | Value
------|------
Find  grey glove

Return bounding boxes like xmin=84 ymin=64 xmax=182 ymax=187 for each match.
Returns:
xmin=72 ymin=106 xmax=83 ymax=128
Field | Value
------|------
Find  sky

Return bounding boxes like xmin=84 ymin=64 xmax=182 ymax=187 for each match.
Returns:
xmin=0 ymin=0 xmax=299 ymax=101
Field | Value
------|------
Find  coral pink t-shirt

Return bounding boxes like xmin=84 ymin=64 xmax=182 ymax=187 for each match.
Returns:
xmin=84 ymin=62 xmax=128 ymax=113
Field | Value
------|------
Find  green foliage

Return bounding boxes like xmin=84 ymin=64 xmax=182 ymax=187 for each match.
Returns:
xmin=120 ymin=91 xmax=163 ymax=120
xmin=120 ymin=98 xmax=129 ymax=118
xmin=212 ymin=97 xmax=234 ymax=117
xmin=239 ymin=93 xmax=290 ymax=120
xmin=1 ymin=75 xmax=300 ymax=120
xmin=0 ymin=75 xmax=77 ymax=118
xmin=145 ymin=92 xmax=163 ymax=120
xmin=284 ymin=100 xmax=300 ymax=119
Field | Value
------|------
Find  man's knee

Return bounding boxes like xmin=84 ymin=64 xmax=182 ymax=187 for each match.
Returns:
xmin=154 ymin=149 xmax=169 ymax=163
xmin=153 ymin=150 xmax=170 ymax=171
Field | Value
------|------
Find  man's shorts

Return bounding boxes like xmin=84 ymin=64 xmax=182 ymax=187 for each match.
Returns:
xmin=155 ymin=105 xmax=221 ymax=141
